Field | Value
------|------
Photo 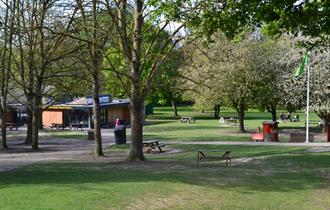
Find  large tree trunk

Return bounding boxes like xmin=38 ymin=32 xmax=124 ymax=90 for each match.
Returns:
xmin=127 ymin=92 xmax=145 ymax=161
xmin=24 ymin=108 xmax=32 ymax=144
xmin=214 ymin=104 xmax=220 ymax=119
xmin=238 ymin=111 xmax=245 ymax=132
xmin=31 ymin=96 xmax=41 ymax=150
xmin=237 ymin=102 xmax=246 ymax=132
xmin=92 ymin=75 xmax=104 ymax=157
xmin=127 ymin=0 xmax=145 ymax=161
xmin=1 ymin=109 xmax=8 ymax=149
xmin=270 ymin=105 xmax=277 ymax=122
xmin=171 ymin=100 xmax=178 ymax=116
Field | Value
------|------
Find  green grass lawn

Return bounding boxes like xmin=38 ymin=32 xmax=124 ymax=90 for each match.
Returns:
xmin=1 ymin=106 xmax=328 ymax=210
xmin=1 ymin=144 xmax=329 ymax=210
xmin=143 ymin=106 xmax=323 ymax=142
xmin=42 ymin=130 xmax=88 ymax=140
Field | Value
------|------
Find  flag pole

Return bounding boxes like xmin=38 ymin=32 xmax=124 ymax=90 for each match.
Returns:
xmin=305 ymin=51 xmax=310 ymax=143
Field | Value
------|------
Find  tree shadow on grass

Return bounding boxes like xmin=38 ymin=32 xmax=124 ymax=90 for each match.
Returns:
xmin=0 ymin=150 xmax=328 ymax=194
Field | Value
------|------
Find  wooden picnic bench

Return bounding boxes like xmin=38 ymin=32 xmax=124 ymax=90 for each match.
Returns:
xmin=197 ymin=150 xmax=231 ymax=167
xmin=6 ymin=123 xmax=18 ymax=131
xmin=143 ymin=140 xmax=166 ymax=153
xmin=50 ymin=123 xmax=65 ymax=130
xmin=70 ymin=122 xmax=83 ymax=130
xmin=219 ymin=117 xmax=238 ymax=126
xmin=180 ymin=116 xmax=195 ymax=123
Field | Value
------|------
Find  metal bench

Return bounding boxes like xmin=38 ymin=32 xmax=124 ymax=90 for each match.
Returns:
xmin=197 ymin=150 xmax=231 ymax=167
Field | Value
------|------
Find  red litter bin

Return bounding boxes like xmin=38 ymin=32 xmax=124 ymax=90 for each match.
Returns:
xmin=263 ymin=121 xmax=279 ymax=142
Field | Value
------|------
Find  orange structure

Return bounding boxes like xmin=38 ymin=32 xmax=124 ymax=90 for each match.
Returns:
xmin=42 ymin=95 xmax=131 ymax=129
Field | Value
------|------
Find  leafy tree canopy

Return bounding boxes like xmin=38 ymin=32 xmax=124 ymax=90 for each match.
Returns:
xmin=181 ymin=0 xmax=329 ymax=47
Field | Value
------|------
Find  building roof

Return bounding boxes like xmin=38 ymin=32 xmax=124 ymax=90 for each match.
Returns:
xmin=48 ymin=96 xmax=130 ymax=110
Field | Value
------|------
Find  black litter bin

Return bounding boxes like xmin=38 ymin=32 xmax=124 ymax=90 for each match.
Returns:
xmin=87 ymin=130 xmax=94 ymax=140
xmin=114 ymin=125 xmax=126 ymax=144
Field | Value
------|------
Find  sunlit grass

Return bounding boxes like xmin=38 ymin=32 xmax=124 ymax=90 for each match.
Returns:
xmin=143 ymin=106 xmax=322 ymax=142
xmin=1 ymin=144 xmax=329 ymax=210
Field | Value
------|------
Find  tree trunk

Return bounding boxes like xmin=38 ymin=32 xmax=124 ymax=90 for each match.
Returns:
xmin=24 ymin=108 xmax=32 ymax=144
xmin=270 ymin=105 xmax=277 ymax=122
xmin=1 ymin=110 xmax=8 ymax=149
xmin=171 ymin=100 xmax=178 ymax=116
xmin=31 ymin=96 xmax=41 ymax=150
xmin=237 ymin=103 xmax=246 ymax=132
xmin=238 ymin=111 xmax=245 ymax=132
xmin=127 ymin=93 xmax=145 ymax=161
xmin=92 ymin=75 xmax=104 ymax=157
xmin=214 ymin=104 xmax=220 ymax=119
xmin=127 ymin=0 xmax=145 ymax=161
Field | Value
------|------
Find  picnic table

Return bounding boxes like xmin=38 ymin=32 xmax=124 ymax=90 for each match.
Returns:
xmin=6 ymin=123 xmax=18 ymax=130
xmin=180 ymin=116 xmax=195 ymax=123
xmin=197 ymin=150 xmax=231 ymax=167
xmin=143 ymin=140 xmax=166 ymax=153
xmin=70 ymin=122 xmax=83 ymax=130
xmin=50 ymin=123 xmax=65 ymax=130
xmin=219 ymin=117 xmax=238 ymax=126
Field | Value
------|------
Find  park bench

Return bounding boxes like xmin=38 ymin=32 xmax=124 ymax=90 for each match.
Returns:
xmin=180 ymin=116 xmax=195 ymax=123
xmin=143 ymin=140 xmax=166 ymax=153
xmin=6 ymin=123 xmax=18 ymax=131
xmin=197 ymin=150 xmax=231 ymax=167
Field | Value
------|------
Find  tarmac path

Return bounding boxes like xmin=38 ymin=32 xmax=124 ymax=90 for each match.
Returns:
xmin=1 ymin=129 xmax=329 ymax=172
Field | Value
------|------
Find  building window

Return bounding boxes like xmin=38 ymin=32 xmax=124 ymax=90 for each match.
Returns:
xmin=100 ymin=108 xmax=107 ymax=123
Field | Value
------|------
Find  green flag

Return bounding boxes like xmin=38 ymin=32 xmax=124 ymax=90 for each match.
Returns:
xmin=295 ymin=52 xmax=308 ymax=78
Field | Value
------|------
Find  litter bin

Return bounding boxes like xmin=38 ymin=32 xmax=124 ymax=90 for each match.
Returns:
xmin=263 ymin=121 xmax=279 ymax=142
xmin=87 ymin=130 xmax=94 ymax=140
xmin=114 ymin=125 xmax=126 ymax=144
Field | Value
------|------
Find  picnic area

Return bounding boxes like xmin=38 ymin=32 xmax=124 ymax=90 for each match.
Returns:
xmin=1 ymin=106 xmax=329 ymax=210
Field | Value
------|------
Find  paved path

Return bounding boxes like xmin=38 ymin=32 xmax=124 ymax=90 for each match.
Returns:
xmin=1 ymin=129 xmax=329 ymax=172
xmin=0 ymin=130 xmax=115 ymax=172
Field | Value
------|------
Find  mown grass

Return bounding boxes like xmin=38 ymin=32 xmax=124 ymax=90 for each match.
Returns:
xmin=1 ymin=106 xmax=328 ymax=210
xmin=1 ymin=144 xmax=329 ymax=210
xmin=41 ymin=130 xmax=88 ymax=140
xmin=143 ymin=106 xmax=323 ymax=142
